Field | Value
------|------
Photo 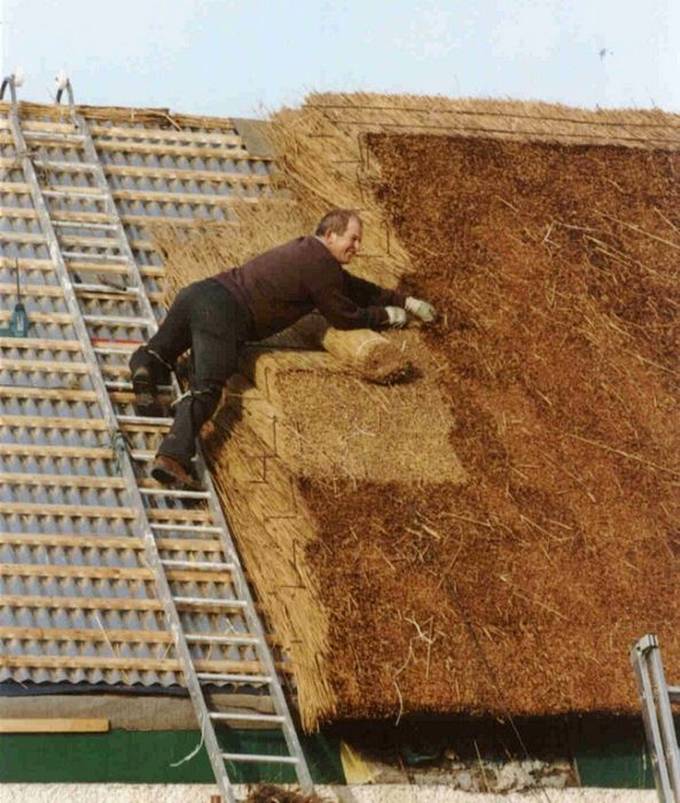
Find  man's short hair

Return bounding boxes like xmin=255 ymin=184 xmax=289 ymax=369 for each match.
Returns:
xmin=315 ymin=208 xmax=362 ymax=237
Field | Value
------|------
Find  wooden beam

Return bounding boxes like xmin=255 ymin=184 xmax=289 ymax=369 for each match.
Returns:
xmin=0 ymin=594 xmax=251 ymax=615
xmin=94 ymin=138 xmax=273 ymax=162
xmin=0 ymin=361 xmax=90 ymax=375
xmin=0 ymin=231 xmax=45 ymax=245
xmin=0 ymin=181 xmax=31 ymax=194
xmin=0 ymin=625 xmax=172 ymax=644
xmin=0 ymin=532 xmax=223 ymax=552
xmin=60 ymin=234 xmax=121 ymax=249
xmin=0 ymin=386 xmax=98 ymax=402
xmin=0 ymin=207 xmax=38 ymax=220
xmin=0 ymin=718 xmax=110 ymax=734
xmin=0 ymin=444 xmax=114 ymax=459
xmin=0 ymin=593 xmax=163 ymax=612
xmin=0 ymin=336 xmax=82 ymax=351
xmin=112 ymin=189 xmax=261 ymax=207
xmin=0 ymin=311 xmax=72 ymax=324
xmin=104 ymin=164 xmax=270 ymax=186
xmin=0 ymin=472 xmax=125 ymax=489
xmin=0 ymin=503 xmax=135 ymax=520
xmin=145 ymin=508 xmax=212 ymax=523
xmin=0 ymin=414 xmax=106 ymax=429
xmin=90 ymin=124 xmax=242 ymax=146
xmin=0 ymin=655 xmax=265 ymax=674
xmin=0 ymin=562 xmax=230 ymax=584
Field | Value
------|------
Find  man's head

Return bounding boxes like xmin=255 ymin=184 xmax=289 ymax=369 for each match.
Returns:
xmin=315 ymin=208 xmax=362 ymax=264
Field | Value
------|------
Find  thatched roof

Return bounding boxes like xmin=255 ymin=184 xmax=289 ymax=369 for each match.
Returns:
xmin=158 ymin=94 xmax=679 ymax=730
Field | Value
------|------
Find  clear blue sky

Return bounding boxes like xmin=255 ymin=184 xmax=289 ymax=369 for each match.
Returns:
xmin=2 ymin=0 xmax=678 ymax=118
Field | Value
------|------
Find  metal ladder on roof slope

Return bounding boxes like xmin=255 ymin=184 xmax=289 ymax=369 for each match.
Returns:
xmin=631 ymin=635 xmax=680 ymax=802
xmin=2 ymin=74 xmax=312 ymax=802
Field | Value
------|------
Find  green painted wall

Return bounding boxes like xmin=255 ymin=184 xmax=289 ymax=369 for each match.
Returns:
xmin=0 ymin=729 xmax=344 ymax=785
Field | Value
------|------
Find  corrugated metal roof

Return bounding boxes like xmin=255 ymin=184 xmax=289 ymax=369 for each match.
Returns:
xmin=0 ymin=105 xmax=275 ymax=688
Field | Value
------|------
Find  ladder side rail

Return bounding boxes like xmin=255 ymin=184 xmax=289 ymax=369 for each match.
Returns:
xmin=631 ymin=638 xmax=676 ymax=801
xmin=648 ymin=643 xmax=680 ymax=800
xmin=8 ymin=109 xmax=237 ymax=803
xmin=76 ymin=114 xmax=313 ymax=791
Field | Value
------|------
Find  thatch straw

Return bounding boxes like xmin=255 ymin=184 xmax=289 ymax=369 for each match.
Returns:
xmin=152 ymin=92 xmax=679 ymax=728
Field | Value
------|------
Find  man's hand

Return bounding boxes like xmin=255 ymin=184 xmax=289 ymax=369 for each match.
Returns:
xmin=385 ymin=306 xmax=407 ymax=328
xmin=406 ymin=296 xmax=437 ymax=323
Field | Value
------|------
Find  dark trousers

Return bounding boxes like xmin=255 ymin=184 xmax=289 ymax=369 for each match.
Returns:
xmin=130 ymin=278 xmax=250 ymax=468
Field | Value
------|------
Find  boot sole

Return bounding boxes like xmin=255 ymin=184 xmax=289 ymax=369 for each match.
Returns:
xmin=150 ymin=463 xmax=201 ymax=491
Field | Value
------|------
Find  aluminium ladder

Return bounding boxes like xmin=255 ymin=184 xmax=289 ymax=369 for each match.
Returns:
xmin=1 ymin=78 xmax=312 ymax=801
xmin=631 ymin=635 xmax=680 ymax=802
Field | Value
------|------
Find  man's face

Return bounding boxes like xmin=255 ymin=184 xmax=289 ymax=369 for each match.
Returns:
xmin=323 ymin=217 xmax=362 ymax=264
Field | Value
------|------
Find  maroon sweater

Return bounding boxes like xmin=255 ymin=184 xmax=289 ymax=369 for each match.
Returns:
xmin=214 ymin=236 xmax=405 ymax=339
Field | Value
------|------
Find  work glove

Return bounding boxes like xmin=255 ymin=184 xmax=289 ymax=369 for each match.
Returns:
xmin=385 ymin=306 xmax=407 ymax=328
xmin=405 ymin=296 xmax=437 ymax=323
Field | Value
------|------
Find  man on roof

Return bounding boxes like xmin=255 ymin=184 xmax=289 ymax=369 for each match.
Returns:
xmin=129 ymin=208 xmax=437 ymax=489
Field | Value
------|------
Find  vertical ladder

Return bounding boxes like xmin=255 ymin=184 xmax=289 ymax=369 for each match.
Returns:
xmin=3 ymin=78 xmax=312 ymax=801
xmin=631 ymin=634 xmax=680 ymax=802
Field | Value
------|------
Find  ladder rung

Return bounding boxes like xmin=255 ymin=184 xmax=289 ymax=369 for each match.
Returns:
xmin=63 ymin=251 xmax=127 ymax=262
xmin=129 ymin=449 xmax=155 ymax=461
xmin=151 ymin=523 xmax=221 ymax=533
xmin=221 ymin=753 xmax=297 ymax=765
xmin=210 ymin=712 xmax=285 ymax=724
xmin=139 ymin=488 xmax=210 ymax=499
xmin=197 ymin=672 xmax=271 ymax=683
xmin=76 ymin=282 xmax=138 ymax=295
xmin=117 ymin=414 xmax=174 ymax=426
xmin=161 ymin=559 xmax=234 ymax=572
xmin=668 ymin=686 xmax=680 ymax=701
xmin=84 ymin=314 xmax=150 ymax=327
xmin=185 ymin=633 xmax=259 ymax=645
xmin=174 ymin=597 xmax=247 ymax=609
xmin=140 ymin=487 xmax=208 ymax=500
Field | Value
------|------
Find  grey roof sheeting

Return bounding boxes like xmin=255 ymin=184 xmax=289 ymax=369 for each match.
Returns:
xmin=0 ymin=105 xmax=275 ymax=689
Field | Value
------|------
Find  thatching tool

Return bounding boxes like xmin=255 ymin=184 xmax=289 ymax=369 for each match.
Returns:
xmin=0 ymin=262 xmax=31 ymax=338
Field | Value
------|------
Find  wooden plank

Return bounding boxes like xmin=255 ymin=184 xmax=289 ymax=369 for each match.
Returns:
xmin=0 ymin=311 xmax=72 ymax=324
xmin=0 ymin=231 xmax=45 ymax=245
xmin=0 ymin=625 xmax=172 ymax=644
xmin=0 ymin=207 xmax=37 ymax=220
xmin=0 ymin=360 xmax=90 ymax=375
xmin=0 ymin=532 xmax=223 ymax=552
xmin=0 ymin=181 xmax=33 ymax=194
xmin=0 ymin=257 xmax=53 ymax=271
xmin=0 ymin=283 xmax=63 ymax=297
xmin=94 ymin=138 xmax=272 ymax=161
xmin=0 ymin=503 xmax=135 ymax=520
xmin=0 ymin=594 xmax=164 ymax=612
xmin=0 ymin=718 xmax=110 ymax=734
xmin=0 ymin=414 xmax=106 ymax=429
xmin=0 ymin=594 xmax=252 ymax=615
xmin=0 ymin=561 xmax=230 ymax=584
xmin=104 ymin=164 xmax=270 ymax=185
xmin=121 ymin=213 xmax=216 ymax=227
xmin=0 ymin=386 xmax=98 ymax=402
xmin=90 ymin=124 xmax=241 ymax=145
xmin=0 ymin=655 xmax=265 ymax=674
xmin=112 ymin=189 xmax=260 ymax=207
xmin=0 ymin=473 xmax=125 ymax=489
xmin=0 ymin=336 xmax=81 ymax=351
xmin=0 ymin=444 xmax=114 ymax=459
xmin=44 ymin=184 xmax=105 ymax=197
